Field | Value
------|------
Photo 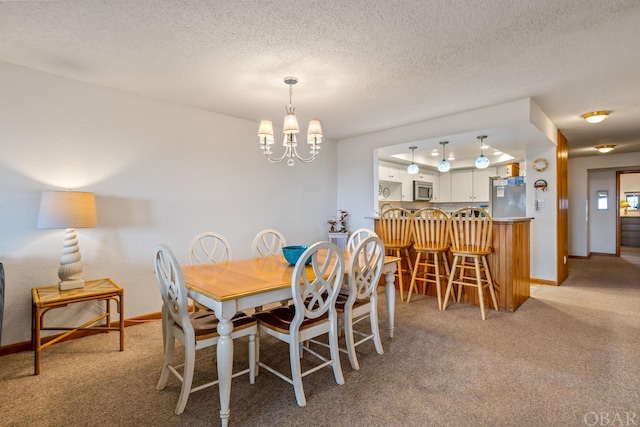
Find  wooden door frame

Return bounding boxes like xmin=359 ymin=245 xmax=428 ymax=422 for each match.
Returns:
xmin=556 ymin=131 xmax=569 ymax=285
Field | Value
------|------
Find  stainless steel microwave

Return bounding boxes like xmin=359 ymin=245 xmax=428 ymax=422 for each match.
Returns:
xmin=413 ymin=181 xmax=433 ymax=201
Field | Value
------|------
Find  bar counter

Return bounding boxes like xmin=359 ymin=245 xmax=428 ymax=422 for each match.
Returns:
xmin=482 ymin=217 xmax=532 ymax=312
xmin=373 ymin=216 xmax=533 ymax=312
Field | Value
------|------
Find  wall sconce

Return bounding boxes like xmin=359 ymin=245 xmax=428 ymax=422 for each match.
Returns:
xmin=37 ymin=191 xmax=97 ymax=290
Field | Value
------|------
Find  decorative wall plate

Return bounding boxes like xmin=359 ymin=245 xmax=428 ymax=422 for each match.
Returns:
xmin=382 ymin=187 xmax=390 ymax=197
xmin=532 ymin=158 xmax=549 ymax=172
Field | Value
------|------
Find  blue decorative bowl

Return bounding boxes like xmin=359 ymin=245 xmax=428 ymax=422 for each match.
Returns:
xmin=282 ymin=245 xmax=311 ymax=266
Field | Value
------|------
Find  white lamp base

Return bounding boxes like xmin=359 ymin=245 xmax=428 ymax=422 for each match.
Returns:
xmin=59 ymin=279 xmax=85 ymax=291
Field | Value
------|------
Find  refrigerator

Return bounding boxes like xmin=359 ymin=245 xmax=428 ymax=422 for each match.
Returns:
xmin=490 ymin=176 xmax=526 ymax=218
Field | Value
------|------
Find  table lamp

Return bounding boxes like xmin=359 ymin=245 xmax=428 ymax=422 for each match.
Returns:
xmin=37 ymin=191 xmax=97 ymax=290
xmin=621 ymin=201 xmax=631 ymax=215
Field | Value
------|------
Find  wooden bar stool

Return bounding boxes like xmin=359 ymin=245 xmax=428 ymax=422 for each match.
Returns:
xmin=407 ymin=208 xmax=452 ymax=310
xmin=377 ymin=208 xmax=413 ymax=302
xmin=442 ymin=207 xmax=498 ymax=320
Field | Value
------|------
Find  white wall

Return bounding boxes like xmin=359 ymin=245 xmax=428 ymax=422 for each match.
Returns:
xmin=0 ymin=63 xmax=338 ymax=346
xmin=568 ymin=153 xmax=640 ymax=256
xmin=524 ymin=146 xmax=558 ymax=281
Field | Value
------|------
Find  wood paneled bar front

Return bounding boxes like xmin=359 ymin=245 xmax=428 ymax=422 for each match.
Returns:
xmin=374 ymin=216 xmax=532 ymax=312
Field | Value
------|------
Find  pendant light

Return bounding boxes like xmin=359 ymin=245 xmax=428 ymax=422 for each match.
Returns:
xmin=437 ymin=141 xmax=450 ymax=172
xmin=407 ymin=146 xmax=419 ymax=174
xmin=475 ymin=135 xmax=490 ymax=169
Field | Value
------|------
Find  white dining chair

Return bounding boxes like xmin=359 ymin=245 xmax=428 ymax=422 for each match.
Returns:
xmin=340 ymin=227 xmax=379 ymax=301
xmin=186 ymin=232 xmax=233 ymax=312
xmin=153 ymin=244 xmax=257 ymax=415
xmin=253 ymin=241 xmax=345 ymax=407
xmin=346 ymin=228 xmax=378 ymax=253
xmin=252 ymin=229 xmax=287 ymax=257
xmin=336 ymin=236 xmax=385 ymax=370
xmin=186 ymin=232 xmax=232 ymax=265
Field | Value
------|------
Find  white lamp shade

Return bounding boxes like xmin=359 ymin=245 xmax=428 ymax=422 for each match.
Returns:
xmin=37 ymin=191 xmax=97 ymax=229
xmin=307 ymin=120 xmax=323 ymax=137
xmin=475 ymin=155 xmax=490 ymax=169
xmin=407 ymin=163 xmax=419 ymax=174
xmin=258 ymin=120 xmax=274 ymax=137
xmin=283 ymin=114 xmax=300 ymax=134
xmin=438 ymin=160 xmax=451 ymax=173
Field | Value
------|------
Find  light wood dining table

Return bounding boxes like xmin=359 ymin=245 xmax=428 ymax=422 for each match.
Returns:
xmin=181 ymin=252 xmax=399 ymax=426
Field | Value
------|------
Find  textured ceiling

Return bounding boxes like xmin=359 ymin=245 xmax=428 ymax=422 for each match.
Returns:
xmin=1 ymin=0 xmax=640 ymax=161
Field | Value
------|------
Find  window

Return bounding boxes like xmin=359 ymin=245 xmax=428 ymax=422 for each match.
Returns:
xmin=596 ymin=191 xmax=608 ymax=210
xmin=626 ymin=194 xmax=639 ymax=210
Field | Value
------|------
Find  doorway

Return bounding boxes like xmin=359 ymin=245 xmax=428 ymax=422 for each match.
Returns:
xmin=617 ymin=170 xmax=640 ymax=255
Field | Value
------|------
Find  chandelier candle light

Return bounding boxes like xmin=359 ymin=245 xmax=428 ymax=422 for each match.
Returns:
xmin=475 ymin=135 xmax=490 ymax=169
xmin=258 ymin=77 xmax=322 ymax=166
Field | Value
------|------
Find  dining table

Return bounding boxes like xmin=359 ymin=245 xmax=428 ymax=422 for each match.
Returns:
xmin=181 ymin=251 xmax=400 ymax=426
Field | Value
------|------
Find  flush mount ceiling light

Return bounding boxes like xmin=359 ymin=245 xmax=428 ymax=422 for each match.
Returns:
xmin=595 ymin=145 xmax=615 ymax=153
xmin=437 ymin=141 xmax=451 ymax=172
xmin=407 ymin=146 xmax=419 ymax=174
xmin=258 ymin=77 xmax=322 ymax=166
xmin=475 ymin=135 xmax=490 ymax=169
xmin=583 ymin=111 xmax=609 ymax=123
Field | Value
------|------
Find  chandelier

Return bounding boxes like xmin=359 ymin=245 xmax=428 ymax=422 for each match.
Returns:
xmin=258 ymin=77 xmax=322 ymax=166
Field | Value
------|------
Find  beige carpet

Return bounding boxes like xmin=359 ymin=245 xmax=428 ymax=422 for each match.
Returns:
xmin=1 ymin=249 xmax=639 ymax=426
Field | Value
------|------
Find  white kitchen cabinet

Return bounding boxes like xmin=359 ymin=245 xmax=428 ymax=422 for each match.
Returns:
xmin=473 ymin=168 xmax=495 ymax=202
xmin=379 ymin=162 xmax=402 ymax=183
xmin=438 ymin=172 xmax=451 ymax=202
xmin=401 ymin=170 xmax=413 ymax=201
xmin=450 ymin=167 xmax=496 ymax=202
xmin=451 ymin=170 xmax=474 ymax=202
